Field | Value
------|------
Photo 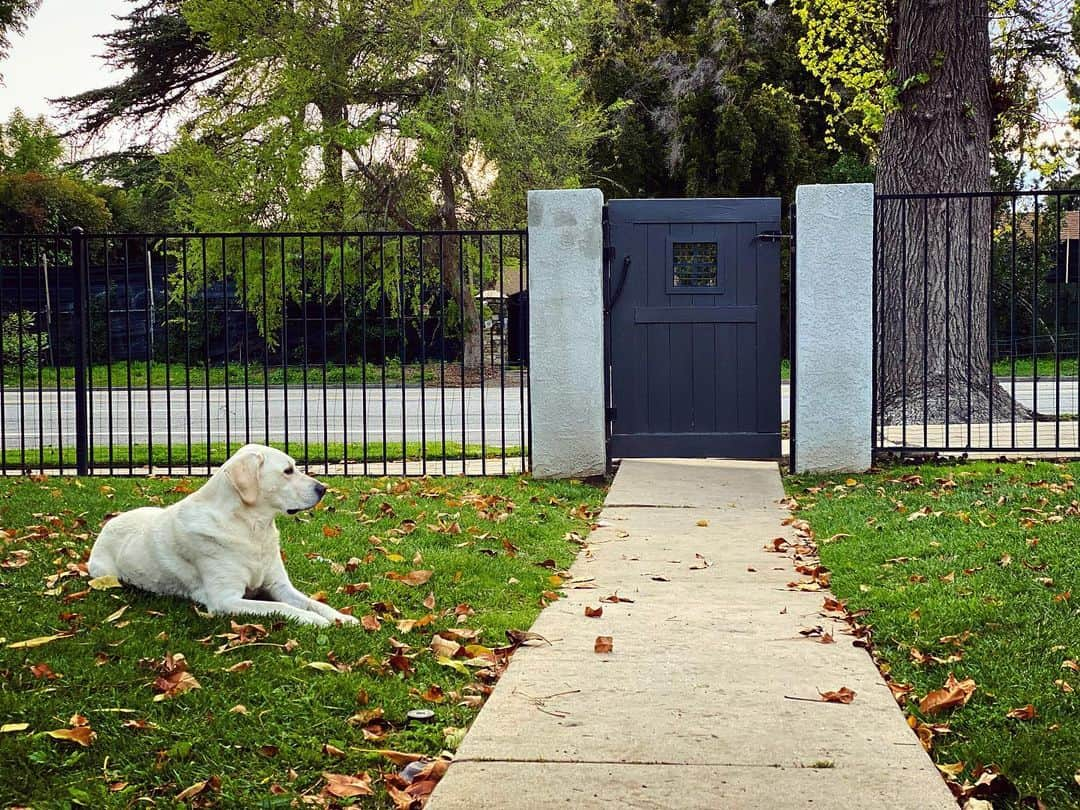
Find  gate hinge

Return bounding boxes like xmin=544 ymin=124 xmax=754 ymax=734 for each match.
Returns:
xmin=606 ymin=406 xmax=617 ymax=421
xmin=756 ymin=230 xmax=790 ymax=241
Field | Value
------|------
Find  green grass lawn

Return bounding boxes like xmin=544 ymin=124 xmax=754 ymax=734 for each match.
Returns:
xmin=2 ymin=441 xmax=524 ymax=473
xmin=0 ymin=473 xmax=604 ymax=807
xmin=1 ymin=360 xmax=529 ymax=391
xmin=992 ymin=357 xmax=1080 ymax=379
xmin=786 ymin=460 xmax=1080 ymax=808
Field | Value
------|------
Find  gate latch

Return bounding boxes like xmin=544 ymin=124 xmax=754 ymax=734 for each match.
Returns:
xmin=756 ymin=230 xmax=790 ymax=241
xmin=756 ymin=230 xmax=790 ymax=243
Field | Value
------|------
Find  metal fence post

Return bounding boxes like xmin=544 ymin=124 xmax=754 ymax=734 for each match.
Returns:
xmin=71 ymin=227 xmax=90 ymax=475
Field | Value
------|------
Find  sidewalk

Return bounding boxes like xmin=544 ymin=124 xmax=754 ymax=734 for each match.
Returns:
xmin=428 ymin=459 xmax=956 ymax=809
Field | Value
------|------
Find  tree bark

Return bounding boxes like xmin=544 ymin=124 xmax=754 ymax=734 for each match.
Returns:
xmin=438 ymin=165 xmax=483 ymax=372
xmin=316 ymin=99 xmax=346 ymax=230
xmin=876 ymin=0 xmax=1027 ymax=425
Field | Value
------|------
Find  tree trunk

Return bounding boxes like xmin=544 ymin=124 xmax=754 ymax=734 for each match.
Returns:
xmin=317 ymin=99 xmax=346 ymax=230
xmin=876 ymin=0 xmax=1027 ymax=425
xmin=439 ymin=166 xmax=483 ymax=372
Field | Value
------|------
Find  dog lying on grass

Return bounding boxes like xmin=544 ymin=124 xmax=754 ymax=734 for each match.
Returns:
xmin=88 ymin=444 xmax=358 ymax=627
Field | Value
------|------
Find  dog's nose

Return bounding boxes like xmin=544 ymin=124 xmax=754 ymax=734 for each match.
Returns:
xmin=314 ymin=483 xmax=327 ymax=500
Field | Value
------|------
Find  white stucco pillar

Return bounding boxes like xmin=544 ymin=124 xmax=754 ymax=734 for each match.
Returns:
xmin=794 ymin=183 xmax=874 ymax=473
xmin=527 ymin=188 xmax=607 ymax=479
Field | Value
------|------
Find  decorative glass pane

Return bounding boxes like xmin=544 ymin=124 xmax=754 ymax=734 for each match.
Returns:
xmin=672 ymin=242 xmax=718 ymax=288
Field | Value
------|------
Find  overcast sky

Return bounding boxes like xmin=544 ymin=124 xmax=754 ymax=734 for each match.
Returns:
xmin=0 ymin=0 xmax=127 ymax=156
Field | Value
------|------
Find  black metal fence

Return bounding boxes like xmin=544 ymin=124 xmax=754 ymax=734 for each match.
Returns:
xmin=0 ymin=228 xmax=530 ymax=476
xmin=874 ymin=189 xmax=1080 ymax=455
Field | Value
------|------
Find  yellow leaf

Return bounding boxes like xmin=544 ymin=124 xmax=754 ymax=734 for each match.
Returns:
xmin=6 ymin=632 xmax=72 ymax=649
xmin=88 ymin=575 xmax=122 ymax=590
xmin=46 ymin=727 xmax=96 ymax=747
xmin=306 ymin=661 xmax=339 ymax=673
xmin=106 ymin=605 xmax=129 ymax=623
xmin=175 ymin=780 xmax=209 ymax=801
xmin=696 ymin=519 xmax=709 ymax=527
xmin=1 ymin=723 xmax=29 ymax=733
xmin=935 ymin=761 xmax=964 ymax=778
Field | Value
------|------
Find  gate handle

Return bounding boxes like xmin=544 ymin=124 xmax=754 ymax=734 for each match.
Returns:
xmin=606 ymin=255 xmax=632 ymax=312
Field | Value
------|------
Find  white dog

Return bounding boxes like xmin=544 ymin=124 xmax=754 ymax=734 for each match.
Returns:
xmin=88 ymin=444 xmax=359 ymax=627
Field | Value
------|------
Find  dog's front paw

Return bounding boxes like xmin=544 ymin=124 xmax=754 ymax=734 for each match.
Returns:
xmin=301 ymin=613 xmax=334 ymax=627
xmin=335 ymin=612 xmax=361 ymax=626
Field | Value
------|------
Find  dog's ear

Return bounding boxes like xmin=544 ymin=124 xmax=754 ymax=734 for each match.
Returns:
xmin=225 ymin=449 xmax=264 ymax=507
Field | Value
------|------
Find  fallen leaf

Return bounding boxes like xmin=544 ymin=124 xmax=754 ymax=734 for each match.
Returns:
xmin=374 ymin=749 xmax=427 ymax=767
xmin=322 ymin=743 xmax=346 ymax=758
xmin=1 ymin=723 xmax=29 ymax=733
xmin=88 ymin=575 xmax=122 ymax=590
xmin=6 ymin=632 xmax=73 ymax=649
xmin=919 ymin=674 xmax=977 ymax=715
xmin=386 ymin=570 xmax=433 ymax=587
xmin=819 ymin=687 xmax=856 ymax=704
xmin=361 ymin=614 xmax=381 ymax=632
xmin=601 ymin=593 xmax=634 ymax=603
xmin=584 ymin=606 xmax=603 ymax=618
xmin=594 ymin=636 xmax=613 ymax=654
xmin=176 ymin=780 xmax=210 ymax=801
xmin=696 ymin=519 xmax=709 ymax=527
xmin=936 ymin=761 xmax=965 ymax=778
xmin=46 ymin=726 xmax=96 ymax=747
xmin=1005 ymin=704 xmax=1037 ymax=720
xmin=322 ymin=771 xmax=374 ymax=799
xmin=105 ymin=605 xmax=129 ymax=624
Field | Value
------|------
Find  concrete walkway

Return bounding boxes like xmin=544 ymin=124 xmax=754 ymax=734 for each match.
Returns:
xmin=428 ymin=459 xmax=956 ymax=809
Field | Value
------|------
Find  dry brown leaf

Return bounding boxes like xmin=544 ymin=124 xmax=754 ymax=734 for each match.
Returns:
xmin=584 ymin=606 xmax=603 ymax=618
xmin=322 ymin=771 xmax=374 ymax=798
xmin=386 ymin=570 xmax=433 ymax=587
xmin=594 ymin=636 xmax=614 ymax=654
xmin=819 ymin=687 xmax=856 ymax=704
xmin=1005 ymin=704 xmax=1037 ymax=720
xmin=918 ymin=673 xmax=977 ymax=715
xmin=374 ymin=749 xmax=427 ymax=767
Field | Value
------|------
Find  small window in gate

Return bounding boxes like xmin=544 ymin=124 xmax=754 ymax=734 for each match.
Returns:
xmin=672 ymin=242 xmax=718 ymax=288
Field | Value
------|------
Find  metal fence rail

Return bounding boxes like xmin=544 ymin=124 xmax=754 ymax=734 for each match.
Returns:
xmin=0 ymin=228 xmax=530 ymax=476
xmin=874 ymin=189 xmax=1080 ymax=455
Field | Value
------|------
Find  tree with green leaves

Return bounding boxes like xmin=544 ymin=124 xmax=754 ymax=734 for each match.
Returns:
xmin=0 ymin=108 xmax=62 ymax=174
xmin=584 ymin=0 xmax=861 ymax=201
xmin=797 ymin=0 xmax=1078 ymax=423
xmin=61 ymin=0 xmax=601 ymax=369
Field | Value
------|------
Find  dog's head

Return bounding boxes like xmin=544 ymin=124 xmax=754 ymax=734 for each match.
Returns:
xmin=221 ymin=444 xmax=327 ymax=515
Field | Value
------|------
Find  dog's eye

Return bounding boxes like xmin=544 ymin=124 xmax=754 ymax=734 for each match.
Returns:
xmin=284 ymin=467 xmax=294 ymax=476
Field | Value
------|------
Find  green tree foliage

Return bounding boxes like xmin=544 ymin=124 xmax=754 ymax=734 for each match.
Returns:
xmin=0 ymin=172 xmax=112 ymax=233
xmin=585 ymin=0 xmax=856 ymax=199
xmin=61 ymin=0 xmax=603 ymax=367
xmin=0 ymin=109 xmax=62 ymax=174
xmin=794 ymin=0 xmax=1078 ymax=182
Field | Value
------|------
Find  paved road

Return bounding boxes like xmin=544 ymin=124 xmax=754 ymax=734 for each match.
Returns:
xmin=0 ymin=386 xmax=531 ymax=452
xmin=1 ymin=380 xmax=1073 ymax=454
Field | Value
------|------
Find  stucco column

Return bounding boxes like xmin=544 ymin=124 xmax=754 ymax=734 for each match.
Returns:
xmin=794 ymin=183 xmax=874 ymax=473
xmin=527 ymin=188 xmax=607 ymax=479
